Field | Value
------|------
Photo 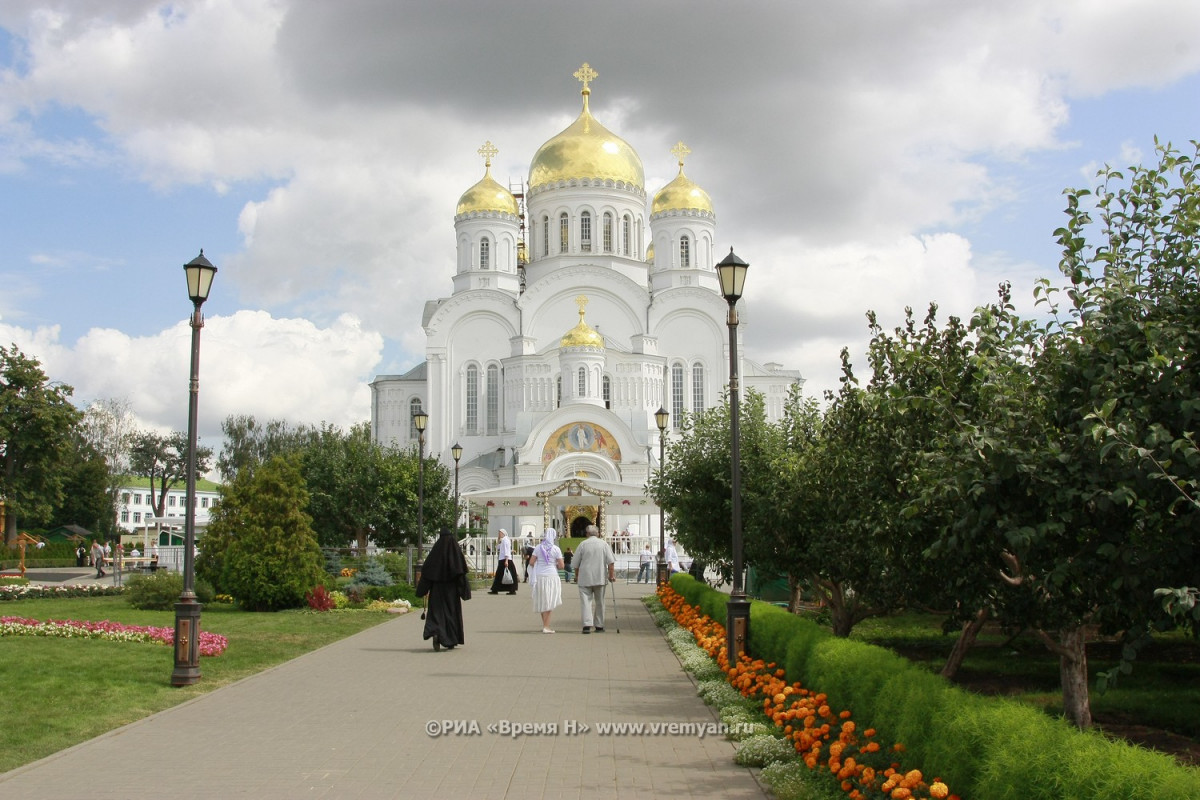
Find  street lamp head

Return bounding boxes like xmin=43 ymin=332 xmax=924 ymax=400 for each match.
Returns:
xmin=183 ymin=250 xmax=218 ymax=306
xmin=452 ymin=441 xmax=463 ymax=462
xmin=715 ymin=247 xmax=749 ymax=304
xmin=655 ymin=406 xmax=669 ymax=433
xmin=412 ymin=407 xmax=429 ymax=433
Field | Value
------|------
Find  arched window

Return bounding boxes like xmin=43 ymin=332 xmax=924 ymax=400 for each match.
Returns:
xmin=409 ymin=397 xmax=423 ymax=439
xmin=479 ymin=236 xmax=490 ymax=269
xmin=622 ymin=214 xmax=632 ymax=256
xmin=578 ymin=366 xmax=587 ymax=396
xmin=542 ymin=216 xmax=550 ymax=257
xmin=603 ymin=212 xmax=613 ymax=252
xmin=671 ymin=364 xmax=685 ymax=428
xmin=580 ymin=211 xmax=592 ymax=252
xmin=486 ymin=365 xmax=499 ymax=435
xmin=679 ymin=235 xmax=690 ymax=268
xmin=603 ymin=375 xmax=611 ymax=409
xmin=465 ymin=365 xmax=479 ymax=432
xmin=559 ymin=212 xmax=569 ymax=253
xmin=692 ymin=363 xmax=705 ymax=413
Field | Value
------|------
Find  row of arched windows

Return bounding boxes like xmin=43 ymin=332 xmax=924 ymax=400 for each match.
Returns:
xmin=540 ymin=210 xmax=641 ymax=258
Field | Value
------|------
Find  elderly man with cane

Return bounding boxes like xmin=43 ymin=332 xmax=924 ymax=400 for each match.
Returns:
xmin=572 ymin=524 xmax=616 ymax=633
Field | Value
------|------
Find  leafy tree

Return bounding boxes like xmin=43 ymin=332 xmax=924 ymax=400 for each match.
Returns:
xmin=199 ymin=455 xmax=324 ymax=611
xmin=217 ymin=414 xmax=317 ymax=482
xmin=49 ymin=440 xmax=112 ymax=535
xmin=77 ymin=398 xmax=138 ymax=534
xmin=128 ymin=430 xmax=213 ymax=519
xmin=0 ymin=345 xmax=81 ymax=546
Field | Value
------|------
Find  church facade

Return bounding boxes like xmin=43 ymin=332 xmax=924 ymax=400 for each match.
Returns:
xmin=370 ymin=64 xmax=802 ymax=542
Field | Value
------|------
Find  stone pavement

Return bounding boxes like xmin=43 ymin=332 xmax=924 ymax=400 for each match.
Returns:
xmin=1 ymin=573 xmax=768 ymax=800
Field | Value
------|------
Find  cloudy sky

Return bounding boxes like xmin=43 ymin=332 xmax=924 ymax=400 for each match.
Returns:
xmin=2 ymin=1 xmax=1199 ymax=452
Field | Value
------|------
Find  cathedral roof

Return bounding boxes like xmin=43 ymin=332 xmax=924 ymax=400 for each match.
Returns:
xmin=652 ymin=142 xmax=712 ymax=215
xmin=560 ymin=295 xmax=605 ymax=349
xmin=529 ymin=63 xmax=644 ymax=192
xmin=456 ymin=141 xmax=519 ymax=216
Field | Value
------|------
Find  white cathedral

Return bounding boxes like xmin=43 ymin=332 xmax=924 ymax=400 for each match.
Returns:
xmin=370 ymin=63 xmax=802 ymax=542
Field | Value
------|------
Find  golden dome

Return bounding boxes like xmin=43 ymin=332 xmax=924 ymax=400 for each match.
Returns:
xmin=652 ymin=141 xmax=713 ymax=215
xmin=560 ymin=295 xmax=605 ymax=349
xmin=456 ymin=141 xmax=519 ymax=216
xmin=529 ymin=64 xmax=644 ymax=191
xmin=646 ymin=242 xmax=655 ymax=265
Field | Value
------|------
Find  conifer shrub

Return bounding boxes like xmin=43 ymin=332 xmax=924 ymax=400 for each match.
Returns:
xmin=207 ymin=456 xmax=326 ymax=611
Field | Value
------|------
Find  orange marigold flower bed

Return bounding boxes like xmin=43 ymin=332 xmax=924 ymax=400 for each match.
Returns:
xmin=657 ymin=584 xmax=961 ymax=800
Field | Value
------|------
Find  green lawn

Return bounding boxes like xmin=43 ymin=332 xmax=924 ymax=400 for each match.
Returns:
xmin=0 ymin=597 xmax=394 ymax=773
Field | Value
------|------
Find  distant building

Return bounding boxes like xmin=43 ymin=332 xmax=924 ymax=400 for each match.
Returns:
xmin=116 ymin=476 xmax=221 ymax=544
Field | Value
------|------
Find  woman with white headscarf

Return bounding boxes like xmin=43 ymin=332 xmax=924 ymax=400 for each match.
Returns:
xmin=528 ymin=528 xmax=565 ymax=633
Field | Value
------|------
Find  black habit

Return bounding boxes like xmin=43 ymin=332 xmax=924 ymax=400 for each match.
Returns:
xmin=415 ymin=528 xmax=472 ymax=649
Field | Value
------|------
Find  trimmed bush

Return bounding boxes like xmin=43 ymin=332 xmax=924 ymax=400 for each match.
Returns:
xmin=126 ymin=571 xmax=215 ymax=610
xmin=666 ymin=574 xmax=1200 ymax=800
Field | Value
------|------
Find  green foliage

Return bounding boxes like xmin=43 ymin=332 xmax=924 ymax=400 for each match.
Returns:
xmin=125 ymin=571 xmax=216 ymax=610
xmin=374 ymin=551 xmax=408 ymax=583
xmin=322 ymin=548 xmax=342 ymax=578
xmin=0 ymin=345 xmax=82 ymax=545
xmin=128 ymin=430 xmax=213 ymax=521
xmin=202 ymin=455 xmax=325 ymax=611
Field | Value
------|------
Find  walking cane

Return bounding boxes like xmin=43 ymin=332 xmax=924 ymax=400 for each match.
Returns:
xmin=611 ymin=575 xmax=620 ymax=634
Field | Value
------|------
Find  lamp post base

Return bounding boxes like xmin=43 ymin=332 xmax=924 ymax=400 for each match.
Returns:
xmin=726 ymin=593 xmax=751 ymax=664
xmin=656 ymin=561 xmax=669 ymax=587
xmin=171 ymin=596 xmax=203 ymax=686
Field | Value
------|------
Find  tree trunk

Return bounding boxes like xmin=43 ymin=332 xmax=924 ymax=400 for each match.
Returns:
xmin=787 ymin=574 xmax=803 ymax=614
xmin=1057 ymin=625 xmax=1093 ymax=729
xmin=825 ymin=582 xmax=855 ymax=637
xmin=941 ymin=607 xmax=988 ymax=679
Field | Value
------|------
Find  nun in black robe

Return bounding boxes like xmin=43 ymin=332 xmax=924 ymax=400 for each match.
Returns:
xmin=415 ymin=528 xmax=472 ymax=650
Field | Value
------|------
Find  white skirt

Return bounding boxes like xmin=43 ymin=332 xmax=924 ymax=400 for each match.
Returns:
xmin=531 ymin=572 xmax=562 ymax=613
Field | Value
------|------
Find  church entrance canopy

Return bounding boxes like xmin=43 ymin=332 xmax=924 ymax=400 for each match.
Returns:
xmin=463 ymin=478 xmax=658 ymax=536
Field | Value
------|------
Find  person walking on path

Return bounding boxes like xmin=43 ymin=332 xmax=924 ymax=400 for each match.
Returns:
xmin=572 ymin=524 xmax=615 ymax=633
xmin=637 ymin=544 xmax=654 ymax=583
xmin=415 ymin=528 xmax=472 ymax=651
xmin=487 ymin=529 xmax=519 ymax=594
xmin=529 ymin=528 xmax=565 ymax=633
xmin=90 ymin=539 xmax=106 ymax=578
xmin=665 ymin=538 xmax=681 ymax=574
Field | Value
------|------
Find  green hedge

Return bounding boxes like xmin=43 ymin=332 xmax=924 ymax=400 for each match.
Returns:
xmin=667 ymin=574 xmax=1200 ymax=800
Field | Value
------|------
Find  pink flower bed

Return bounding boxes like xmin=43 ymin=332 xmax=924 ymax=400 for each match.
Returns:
xmin=1 ymin=616 xmax=228 ymax=656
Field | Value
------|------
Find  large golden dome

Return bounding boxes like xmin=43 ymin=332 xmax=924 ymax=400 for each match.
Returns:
xmin=652 ymin=141 xmax=713 ymax=215
xmin=560 ymin=295 xmax=605 ymax=349
xmin=529 ymin=64 xmax=644 ymax=192
xmin=457 ymin=141 xmax=519 ymax=216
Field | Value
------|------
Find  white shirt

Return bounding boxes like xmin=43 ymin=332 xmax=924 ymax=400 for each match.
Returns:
xmin=497 ymin=536 xmax=512 ymax=561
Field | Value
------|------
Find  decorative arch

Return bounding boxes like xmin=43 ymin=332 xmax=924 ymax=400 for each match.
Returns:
xmin=542 ymin=421 xmax=622 ymax=463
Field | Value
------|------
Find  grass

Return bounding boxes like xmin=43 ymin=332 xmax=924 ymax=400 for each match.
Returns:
xmin=0 ymin=596 xmax=395 ymax=773
xmin=845 ymin=610 xmax=1200 ymax=745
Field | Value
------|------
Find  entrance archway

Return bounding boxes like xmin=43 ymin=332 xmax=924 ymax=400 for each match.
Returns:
xmin=569 ymin=515 xmax=593 ymax=538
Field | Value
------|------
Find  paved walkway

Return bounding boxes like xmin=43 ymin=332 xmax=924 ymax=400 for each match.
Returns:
xmin=1 ymin=572 xmax=767 ymax=800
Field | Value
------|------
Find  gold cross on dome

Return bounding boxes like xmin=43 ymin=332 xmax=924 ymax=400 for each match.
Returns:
xmin=574 ymin=62 xmax=598 ymax=92
xmin=575 ymin=294 xmax=589 ymax=319
xmin=478 ymin=140 xmax=498 ymax=168
xmin=671 ymin=141 xmax=691 ymax=166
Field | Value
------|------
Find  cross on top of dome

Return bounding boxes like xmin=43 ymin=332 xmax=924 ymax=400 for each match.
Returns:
xmin=478 ymin=140 xmax=499 ymax=168
xmin=671 ymin=141 xmax=692 ymax=167
xmin=573 ymin=63 xmax=597 ymax=94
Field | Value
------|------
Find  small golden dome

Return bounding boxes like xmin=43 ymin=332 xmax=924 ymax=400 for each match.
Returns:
xmin=529 ymin=64 xmax=644 ymax=191
xmin=560 ymin=294 xmax=605 ymax=349
xmin=652 ymin=141 xmax=712 ymax=215
xmin=457 ymin=141 xmax=519 ymax=216
xmin=646 ymin=242 xmax=655 ymax=265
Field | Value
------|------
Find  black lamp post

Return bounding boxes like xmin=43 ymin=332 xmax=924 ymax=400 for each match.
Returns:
xmin=413 ymin=407 xmax=429 ymax=564
xmin=172 ymin=250 xmax=216 ymax=687
xmin=452 ymin=441 xmax=463 ymax=533
xmin=654 ymin=406 xmax=670 ymax=586
xmin=716 ymin=247 xmax=750 ymax=663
